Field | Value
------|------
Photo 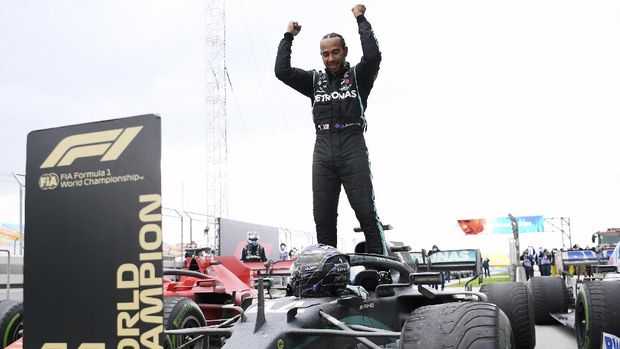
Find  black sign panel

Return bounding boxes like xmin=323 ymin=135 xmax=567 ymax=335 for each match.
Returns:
xmin=25 ymin=115 xmax=162 ymax=349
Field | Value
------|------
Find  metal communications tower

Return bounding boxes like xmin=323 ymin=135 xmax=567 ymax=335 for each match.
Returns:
xmin=205 ymin=0 xmax=227 ymax=251
xmin=544 ymin=217 xmax=572 ymax=248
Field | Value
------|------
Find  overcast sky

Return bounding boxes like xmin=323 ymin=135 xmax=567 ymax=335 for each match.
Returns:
xmin=1 ymin=0 xmax=619 ymax=258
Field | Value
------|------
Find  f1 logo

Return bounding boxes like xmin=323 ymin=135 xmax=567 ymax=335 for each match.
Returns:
xmin=40 ymin=126 xmax=143 ymax=169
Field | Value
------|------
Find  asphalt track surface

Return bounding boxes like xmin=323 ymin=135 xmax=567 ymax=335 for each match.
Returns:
xmin=536 ymin=324 xmax=577 ymax=348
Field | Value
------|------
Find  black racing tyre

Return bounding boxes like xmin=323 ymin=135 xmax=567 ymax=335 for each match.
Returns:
xmin=575 ymin=281 xmax=620 ymax=349
xmin=0 ymin=300 xmax=23 ymax=349
xmin=163 ymin=297 xmax=206 ymax=349
xmin=399 ymin=302 xmax=515 ymax=349
xmin=480 ymin=282 xmax=535 ymax=349
xmin=527 ymin=276 xmax=568 ymax=325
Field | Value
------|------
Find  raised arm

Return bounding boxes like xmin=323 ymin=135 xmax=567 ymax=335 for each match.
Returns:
xmin=352 ymin=5 xmax=381 ymax=87
xmin=274 ymin=21 xmax=314 ymax=98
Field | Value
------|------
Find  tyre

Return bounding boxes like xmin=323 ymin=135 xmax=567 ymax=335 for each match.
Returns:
xmin=480 ymin=282 xmax=535 ymax=349
xmin=527 ymin=276 xmax=569 ymax=324
xmin=163 ymin=297 xmax=206 ymax=349
xmin=575 ymin=281 xmax=620 ymax=349
xmin=0 ymin=300 xmax=23 ymax=349
xmin=399 ymin=302 xmax=514 ymax=349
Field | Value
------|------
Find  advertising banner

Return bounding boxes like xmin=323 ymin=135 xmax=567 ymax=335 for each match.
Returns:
xmin=457 ymin=215 xmax=544 ymax=235
xmin=25 ymin=115 xmax=162 ymax=349
xmin=0 ymin=223 xmax=20 ymax=252
xmin=489 ymin=215 xmax=544 ymax=234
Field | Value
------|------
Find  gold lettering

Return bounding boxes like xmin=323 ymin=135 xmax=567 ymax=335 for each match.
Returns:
xmin=139 ymin=224 xmax=161 ymax=251
xmin=139 ymin=194 xmax=161 ymax=222
xmin=117 ymin=290 xmax=140 ymax=311
xmin=117 ymin=338 xmax=140 ymax=349
xmin=42 ymin=344 xmax=67 ymax=349
xmin=117 ymin=311 xmax=140 ymax=336
xmin=140 ymin=325 xmax=163 ymax=349
xmin=140 ymin=252 xmax=163 ymax=261
xmin=117 ymin=264 xmax=139 ymax=289
xmin=140 ymin=263 xmax=161 ymax=286
xmin=78 ymin=344 xmax=105 ymax=349
xmin=140 ymin=287 xmax=163 ymax=324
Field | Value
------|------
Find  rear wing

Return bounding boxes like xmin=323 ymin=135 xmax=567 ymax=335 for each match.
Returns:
xmin=425 ymin=249 xmax=482 ymax=276
xmin=557 ymin=250 xmax=601 ymax=267
xmin=184 ymin=246 xmax=213 ymax=257
xmin=409 ymin=252 xmax=425 ymax=266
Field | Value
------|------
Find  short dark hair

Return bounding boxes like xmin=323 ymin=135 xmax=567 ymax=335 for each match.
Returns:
xmin=322 ymin=32 xmax=347 ymax=50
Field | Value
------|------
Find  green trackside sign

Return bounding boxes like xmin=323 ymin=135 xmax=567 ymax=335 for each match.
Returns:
xmin=24 ymin=114 xmax=163 ymax=349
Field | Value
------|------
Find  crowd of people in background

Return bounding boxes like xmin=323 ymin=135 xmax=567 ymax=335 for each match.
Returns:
xmin=278 ymin=243 xmax=299 ymax=261
xmin=520 ymin=246 xmax=556 ymax=280
xmin=239 ymin=231 xmax=300 ymax=263
xmin=204 ymin=231 xmax=603 ymax=284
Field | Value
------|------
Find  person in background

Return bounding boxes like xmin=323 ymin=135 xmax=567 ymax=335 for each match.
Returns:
xmin=279 ymin=243 xmax=290 ymax=261
xmin=289 ymin=247 xmax=299 ymax=259
xmin=520 ymin=250 xmax=535 ymax=280
xmin=537 ymin=247 xmax=543 ymax=261
xmin=550 ymin=248 xmax=559 ymax=275
xmin=428 ymin=245 xmax=440 ymax=256
xmin=427 ymin=245 xmax=444 ymax=289
xmin=277 ymin=242 xmax=291 ymax=286
xmin=527 ymin=246 xmax=537 ymax=261
xmin=482 ymin=257 xmax=491 ymax=278
xmin=537 ymin=249 xmax=552 ymax=276
xmin=241 ymin=231 xmax=267 ymax=262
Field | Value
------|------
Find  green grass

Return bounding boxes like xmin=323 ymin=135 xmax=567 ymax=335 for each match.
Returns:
xmin=446 ymin=273 xmax=512 ymax=288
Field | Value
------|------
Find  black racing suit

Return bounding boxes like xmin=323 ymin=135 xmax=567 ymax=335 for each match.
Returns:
xmin=241 ymin=243 xmax=267 ymax=262
xmin=275 ymin=15 xmax=387 ymax=255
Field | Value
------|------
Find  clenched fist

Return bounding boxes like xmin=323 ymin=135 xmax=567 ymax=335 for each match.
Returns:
xmin=287 ymin=21 xmax=302 ymax=36
xmin=351 ymin=4 xmax=366 ymax=17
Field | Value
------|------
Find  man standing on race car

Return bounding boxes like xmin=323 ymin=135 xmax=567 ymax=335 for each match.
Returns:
xmin=275 ymin=4 xmax=387 ymax=255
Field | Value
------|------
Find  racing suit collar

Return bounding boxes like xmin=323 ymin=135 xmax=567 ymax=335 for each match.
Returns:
xmin=325 ymin=61 xmax=350 ymax=78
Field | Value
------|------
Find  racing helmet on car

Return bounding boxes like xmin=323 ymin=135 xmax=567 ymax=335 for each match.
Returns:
xmin=247 ymin=231 xmax=260 ymax=246
xmin=289 ymin=244 xmax=350 ymax=297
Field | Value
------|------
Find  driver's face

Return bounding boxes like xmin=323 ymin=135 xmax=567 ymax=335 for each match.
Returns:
xmin=320 ymin=37 xmax=347 ymax=73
